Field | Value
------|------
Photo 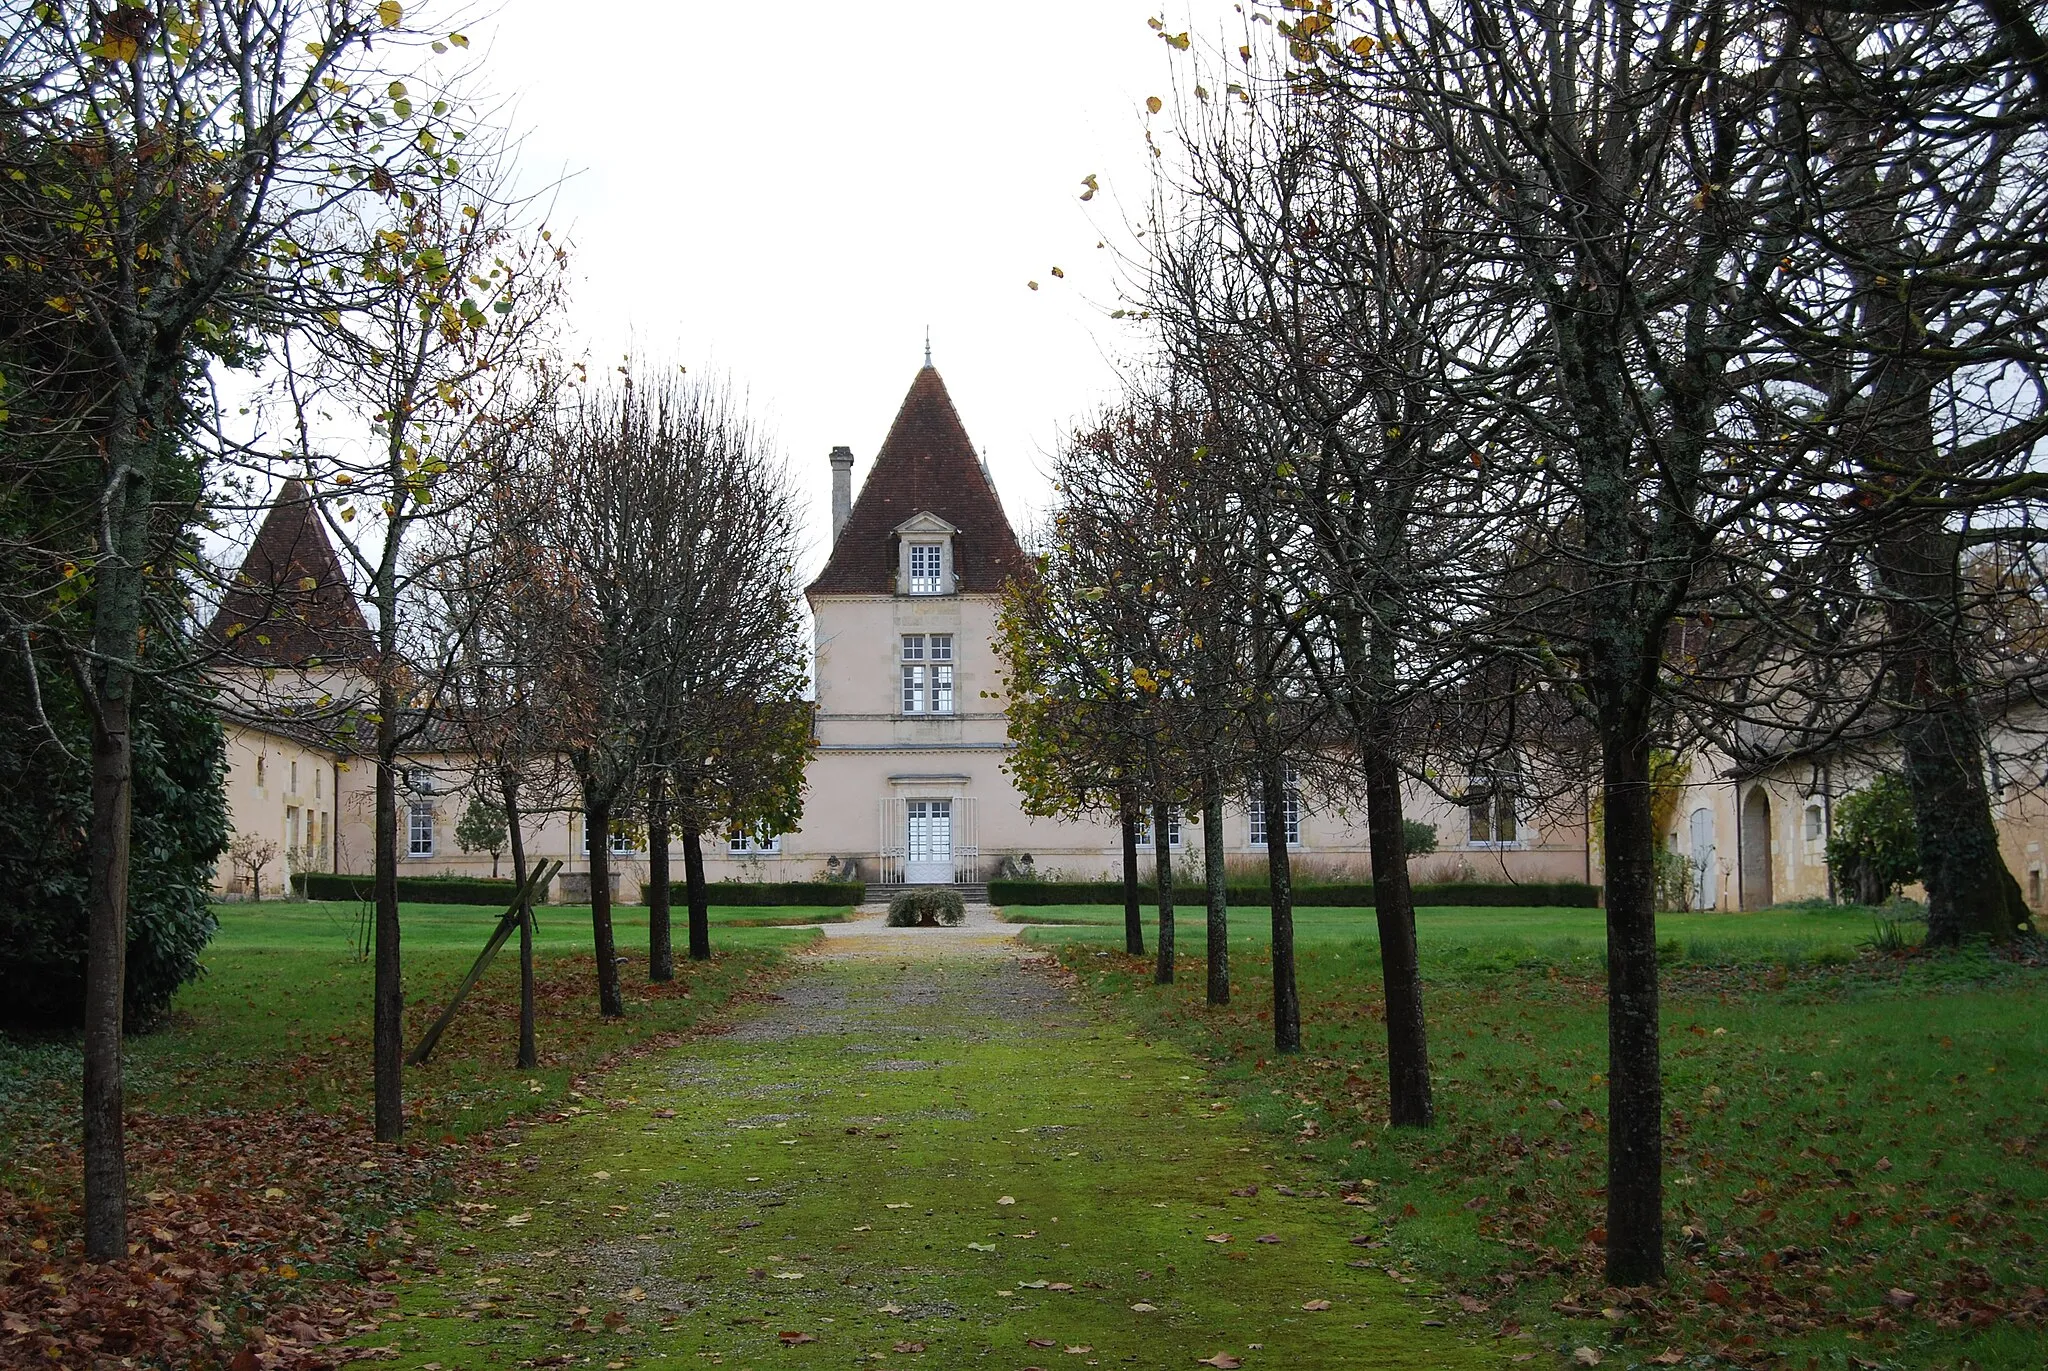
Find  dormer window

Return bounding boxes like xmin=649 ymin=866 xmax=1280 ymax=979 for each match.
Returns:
xmin=909 ymin=543 xmax=943 ymax=594
xmin=892 ymin=512 xmax=960 ymax=595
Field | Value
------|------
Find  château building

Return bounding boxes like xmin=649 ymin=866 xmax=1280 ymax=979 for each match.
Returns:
xmin=210 ymin=365 xmax=1595 ymax=899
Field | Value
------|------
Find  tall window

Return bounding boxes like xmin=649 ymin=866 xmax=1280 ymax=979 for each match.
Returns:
xmin=582 ymin=820 xmax=635 ymax=855
xmin=1136 ymin=808 xmax=1182 ymax=848
xmin=407 ymin=800 xmax=435 ymax=857
xmin=1249 ymin=766 xmax=1300 ymax=848
xmin=1465 ymin=775 xmax=1519 ymax=846
xmin=901 ymin=634 xmax=955 ymax=714
xmin=908 ymin=542 xmax=943 ymax=594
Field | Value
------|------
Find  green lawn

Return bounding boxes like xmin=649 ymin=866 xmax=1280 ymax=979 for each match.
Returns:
xmin=1010 ymin=900 xmax=1889 ymax=969
xmin=1 ymin=899 xmax=830 ymax=1173
xmin=0 ymin=900 xmax=828 ymax=1369
xmin=1038 ymin=924 xmax=2048 ymax=1370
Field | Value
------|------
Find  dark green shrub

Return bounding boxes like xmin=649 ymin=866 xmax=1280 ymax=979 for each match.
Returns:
xmin=645 ymin=880 xmax=864 ymax=907
xmin=1401 ymin=820 xmax=1438 ymax=856
xmin=885 ymin=888 xmax=966 ymax=927
xmin=1826 ymin=773 xmax=1920 ymax=905
xmin=299 ymin=873 xmax=523 ymax=906
xmin=0 ymin=657 xmax=227 ymax=1029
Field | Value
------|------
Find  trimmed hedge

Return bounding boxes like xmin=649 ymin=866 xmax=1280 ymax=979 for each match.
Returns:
xmin=298 ymin=873 xmax=523 ymax=905
xmin=986 ymin=879 xmax=1601 ymax=908
xmin=644 ymin=880 xmax=865 ymax=908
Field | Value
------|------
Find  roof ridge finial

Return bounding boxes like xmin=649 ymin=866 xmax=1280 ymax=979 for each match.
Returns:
xmin=924 ymin=326 xmax=932 ymax=369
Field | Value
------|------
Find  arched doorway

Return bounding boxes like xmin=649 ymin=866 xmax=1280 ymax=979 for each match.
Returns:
xmin=1739 ymin=787 xmax=1774 ymax=910
xmin=1688 ymin=807 xmax=1717 ymax=910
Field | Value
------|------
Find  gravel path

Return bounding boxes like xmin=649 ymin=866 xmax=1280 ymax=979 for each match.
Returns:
xmin=376 ymin=908 xmax=1501 ymax=1370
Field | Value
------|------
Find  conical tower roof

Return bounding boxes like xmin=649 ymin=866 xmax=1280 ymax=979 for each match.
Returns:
xmin=807 ymin=366 xmax=1027 ymax=596
xmin=205 ymin=479 xmax=374 ymax=666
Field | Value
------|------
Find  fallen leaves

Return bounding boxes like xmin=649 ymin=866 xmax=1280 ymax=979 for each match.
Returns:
xmin=777 ymin=1329 xmax=816 ymax=1344
xmin=1129 ymin=1301 xmax=1158 ymax=1312
xmin=1196 ymin=1355 xmax=1242 ymax=1369
xmin=1205 ymin=1233 xmax=1232 ymax=1244
xmin=1300 ymin=1298 xmax=1331 ymax=1311
xmin=1572 ymin=1348 xmax=1603 ymax=1366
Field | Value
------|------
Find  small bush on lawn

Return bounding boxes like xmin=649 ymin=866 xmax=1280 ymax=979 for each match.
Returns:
xmin=885 ymin=889 xmax=966 ymax=927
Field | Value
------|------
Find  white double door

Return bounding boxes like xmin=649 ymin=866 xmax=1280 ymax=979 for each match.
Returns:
xmin=904 ymin=799 xmax=953 ymax=884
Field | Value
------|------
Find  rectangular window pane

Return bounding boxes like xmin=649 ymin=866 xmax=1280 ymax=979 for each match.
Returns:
xmin=910 ymin=544 xmax=942 ymax=594
xmin=1494 ymin=793 xmax=1517 ymax=844
xmin=932 ymin=664 xmax=953 ymax=714
xmin=1249 ymin=799 xmax=1266 ymax=848
xmin=901 ymin=634 xmax=924 ymax=660
xmin=408 ymin=801 xmax=434 ymax=857
xmin=902 ymin=664 xmax=924 ymax=713
xmin=930 ymin=633 xmax=952 ymax=661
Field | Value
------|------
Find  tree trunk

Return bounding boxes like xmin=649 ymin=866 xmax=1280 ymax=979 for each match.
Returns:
xmin=1120 ymin=794 xmax=1145 ymax=957
xmin=1151 ymin=797 xmax=1176 ymax=985
xmin=647 ymin=777 xmax=673 ymax=982
xmin=373 ymin=684 xmax=405 ymax=1140
xmin=81 ymin=688 xmax=133 ymax=1261
xmin=584 ymin=789 xmax=624 ymax=1018
xmin=1876 ymin=519 xmax=2030 ymax=944
xmin=684 ymin=822 xmax=710 ymax=961
xmin=1363 ymin=733 xmax=1432 ymax=1127
xmin=1202 ymin=771 xmax=1228 ymax=1006
xmin=1262 ymin=757 xmax=1300 ymax=1054
xmin=500 ymin=770 xmax=536 ymax=1070
xmin=1602 ymin=724 xmax=1664 ymax=1286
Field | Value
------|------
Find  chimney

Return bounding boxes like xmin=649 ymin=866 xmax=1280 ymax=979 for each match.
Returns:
xmin=829 ymin=445 xmax=855 ymax=544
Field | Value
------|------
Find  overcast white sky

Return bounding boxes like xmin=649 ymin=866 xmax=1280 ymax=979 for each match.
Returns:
xmin=460 ymin=0 xmax=1242 ymax=576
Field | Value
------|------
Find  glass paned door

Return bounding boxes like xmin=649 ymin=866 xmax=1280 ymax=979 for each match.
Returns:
xmin=904 ymin=799 xmax=952 ymax=884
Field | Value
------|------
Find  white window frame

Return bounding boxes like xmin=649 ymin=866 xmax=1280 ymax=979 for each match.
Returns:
xmin=902 ymin=662 xmax=926 ymax=713
xmin=729 ymin=830 xmax=782 ymax=854
xmin=1136 ymin=808 xmax=1183 ymax=849
xmin=1464 ymin=774 xmax=1521 ymax=848
xmin=407 ymin=799 xmax=435 ymax=858
xmin=1802 ymin=800 xmax=1825 ymax=844
xmin=1248 ymin=766 xmax=1300 ymax=848
xmin=581 ymin=820 xmax=636 ymax=856
xmin=908 ymin=542 xmax=944 ymax=594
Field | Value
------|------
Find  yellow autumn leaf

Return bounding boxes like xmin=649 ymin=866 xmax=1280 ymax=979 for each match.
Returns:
xmin=449 ymin=31 xmax=469 ymax=47
xmin=377 ymin=1 xmax=402 ymax=28
xmin=1145 ymin=95 xmax=1162 ymax=114
xmin=1050 ymin=266 xmax=1064 ymax=279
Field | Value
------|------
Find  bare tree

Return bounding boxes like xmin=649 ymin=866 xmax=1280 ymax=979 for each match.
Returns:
xmin=285 ymin=163 xmax=567 ymax=1137
xmin=0 ymin=0 xmax=488 ymax=1254
xmin=545 ymin=366 xmax=804 ymax=1011
xmin=1325 ymin=0 xmax=1805 ymax=1283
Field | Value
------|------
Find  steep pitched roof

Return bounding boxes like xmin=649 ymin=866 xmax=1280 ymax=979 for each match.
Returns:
xmin=205 ymin=479 xmax=374 ymax=666
xmin=806 ymin=365 xmax=1028 ymax=596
